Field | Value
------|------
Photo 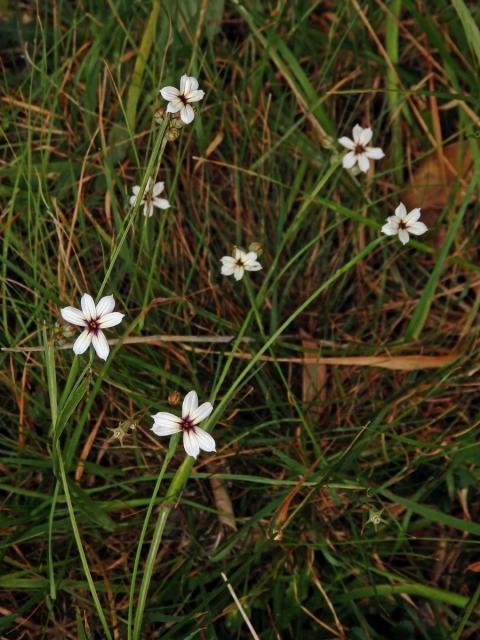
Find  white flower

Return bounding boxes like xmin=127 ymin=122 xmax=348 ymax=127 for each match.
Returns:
xmin=129 ymin=178 xmax=170 ymax=218
xmin=151 ymin=390 xmax=216 ymax=459
xmin=220 ymin=248 xmax=262 ymax=281
xmin=381 ymin=202 xmax=428 ymax=245
xmin=159 ymin=74 xmax=205 ymax=125
xmin=60 ymin=293 xmax=125 ymax=360
xmin=338 ymin=124 xmax=385 ymax=173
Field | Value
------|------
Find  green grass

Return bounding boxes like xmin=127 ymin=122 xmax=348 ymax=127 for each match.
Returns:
xmin=1 ymin=1 xmax=480 ymax=638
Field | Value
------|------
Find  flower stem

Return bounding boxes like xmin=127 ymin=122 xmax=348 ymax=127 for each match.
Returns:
xmin=132 ymin=453 xmax=194 ymax=640
xmin=56 ymin=443 xmax=113 ymax=640
xmin=127 ymin=434 xmax=180 ymax=640
xmin=97 ymin=118 xmax=169 ymax=299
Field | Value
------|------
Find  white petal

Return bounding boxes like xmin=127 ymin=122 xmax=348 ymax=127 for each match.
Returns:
xmin=180 ymin=104 xmax=195 ymax=124
xmin=91 ymin=331 xmax=110 ymax=360
xmin=405 ymin=208 xmax=421 ymax=224
xmin=191 ymin=401 xmax=213 ymax=424
xmin=152 ymin=411 xmax=181 ymax=426
xmin=179 ymin=74 xmax=188 ymax=94
xmin=365 ymin=147 xmax=385 ymax=160
xmin=338 ymin=136 xmax=355 ymax=150
xmin=96 ymin=295 xmax=115 ymax=317
xmin=130 ymin=195 xmax=138 ymax=207
xmin=183 ymin=430 xmax=200 ymax=458
xmin=194 ymin=427 xmax=216 ymax=452
xmin=186 ymin=89 xmax=204 ymax=103
xmin=151 ymin=413 xmax=181 ymax=436
xmin=152 ymin=181 xmax=165 ymax=196
xmin=73 ymin=330 xmax=92 ymax=355
xmin=233 ymin=266 xmax=244 ymax=281
xmin=81 ymin=294 xmax=96 ymax=321
xmin=359 ymin=127 xmax=373 ymax=146
xmin=395 ymin=202 xmax=407 ymax=219
xmin=182 ymin=390 xmax=198 ymax=418
xmin=381 ymin=221 xmax=398 ymax=236
xmin=166 ymin=99 xmax=182 ymax=114
xmin=398 ymin=229 xmax=410 ymax=245
xmin=245 ymin=262 xmax=262 ymax=272
xmin=342 ymin=151 xmax=357 ymax=169
xmin=243 ymin=251 xmax=258 ymax=265
xmin=61 ymin=306 xmax=87 ymax=326
xmin=233 ymin=248 xmax=243 ymax=261
xmin=132 ymin=185 xmax=141 ymax=196
xmin=160 ymin=86 xmax=180 ymax=101
xmin=221 ymin=262 xmax=235 ymax=276
xmin=152 ymin=197 xmax=170 ymax=210
xmin=151 ymin=423 xmax=181 ymax=437
xmin=358 ymin=153 xmax=370 ymax=173
xmin=180 ymin=75 xmax=198 ymax=95
xmin=221 ymin=256 xmax=236 ymax=266
xmin=144 ymin=202 xmax=154 ymax=218
xmin=352 ymin=124 xmax=363 ymax=143
xmin=97 ymin=312 xmax=124 ymax=329
xmin=408 ymin=221 xmax=428 ymax=236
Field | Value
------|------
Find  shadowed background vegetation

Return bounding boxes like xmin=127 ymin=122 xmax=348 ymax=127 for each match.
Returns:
xmin=1 ymin=0 xmax=480 ymax=638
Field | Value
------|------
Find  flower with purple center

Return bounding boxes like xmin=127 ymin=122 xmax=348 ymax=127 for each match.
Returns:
xmin=338 ymin=124 xmax=385 ymax=173
xmin=129 ymin=178 xmax=170 ymax=218
xmin=60 ymin=293 xmax=125 ymax=360
xmin=159 ymin=75 xmax=205 ymax=125
xmin=151 ymin=390 xmax=216 ymax=459
xmin=220 ymin=248 xmax=262 ymax=281
xmin=381 ymin=202 xmax=428 ymax=245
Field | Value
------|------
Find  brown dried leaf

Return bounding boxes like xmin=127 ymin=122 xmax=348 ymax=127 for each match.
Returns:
xmin=403 ymin=141 xmax=474 ymax=227
xmin=209 ymin=473 xmax=237 ymax=531
xmin=302 ymin=339 xmax=327 ymax=420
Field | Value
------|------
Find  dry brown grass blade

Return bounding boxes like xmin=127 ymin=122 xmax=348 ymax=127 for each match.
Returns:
xmin=3 ymin=338 xmax=459 ymax=370
xmin=189 ymin=349 xmax=460 ymax=371
xmin=209 ymin=470 xmax=237 ymax=531
xmin=75 ymin=407 xmax=107 ymax=482
xmin=403 ymin=141 xmax=474 ymax=226
xmin=302 ymin=338 xmax=327 ymax=420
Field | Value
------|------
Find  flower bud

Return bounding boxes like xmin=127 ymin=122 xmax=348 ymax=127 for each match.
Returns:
xmin=168 ymin=390 xmax=181 ymax=406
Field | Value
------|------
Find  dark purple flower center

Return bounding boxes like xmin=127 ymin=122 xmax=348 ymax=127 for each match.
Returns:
xmin=87 ymin=318 xmax=100 ymax=334
xmin=399 ymin=220 xmax=407 ymax=230
xmin=179 ymin=94 xmax=188 ymax=105
xmin=235 ymin=258 xmax=245 ymax=267
xmin=180 ymin=416 xmax=195 ymax=433
xmin=354 ymin=143 xmax=366 ymax=155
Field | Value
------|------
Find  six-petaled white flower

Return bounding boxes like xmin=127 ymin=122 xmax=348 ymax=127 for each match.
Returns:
xmin=160 ymin=75 xmax=205 ymax=125
xmin=60 ymin=294 xmax=125 ymax=360
xmin=338 ymin=124 xmax=385 ymax=173
xmin=220 ymin=248 xmax=262 ymax=281
xmin=130 ymin=178 xmax=170 ymax=218
xmin=381 ymin=202 xmax=428 ymax=245
xmin=151 ymin=390 xmax=216 ymax=459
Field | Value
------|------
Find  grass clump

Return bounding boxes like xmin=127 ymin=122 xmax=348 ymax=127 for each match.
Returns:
xmin=1 ymin=1 xmax=479 ymax=638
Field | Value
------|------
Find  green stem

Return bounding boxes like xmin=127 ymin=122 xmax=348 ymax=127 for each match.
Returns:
xmin=47 ymin=481 xmax=60 ymax=601
xmin=128 ymin=435 xmax=179 ymax=640
xmin=57 ymin=445 xmax=113 ymax=640
xmin=97 ymin=119 xmax=169 ymax=299
xmin=125 ymin=0 xmax=162 ymax=132
xmin=385 ymin=0 xmax=402 ymax=183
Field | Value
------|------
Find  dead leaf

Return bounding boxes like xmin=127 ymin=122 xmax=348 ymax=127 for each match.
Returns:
xmin=302 ymin=338 xmax=327 ymax=420
xmin=466 ymin=561 xmax=480 ymax=573
xmin=403 ymin=141 xmax=474 ymax=227
xmin=209 ymin=472 xmax=237 ymax=531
